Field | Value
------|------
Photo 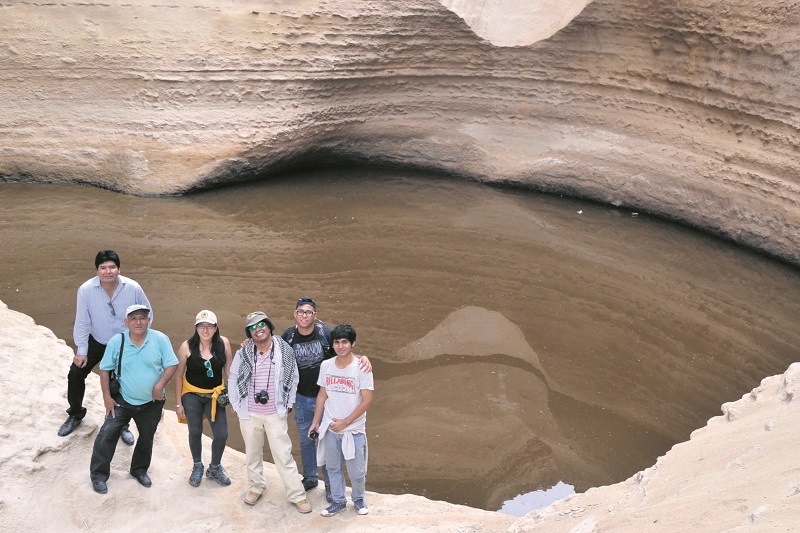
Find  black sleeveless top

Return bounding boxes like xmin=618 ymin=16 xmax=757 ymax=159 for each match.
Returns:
xmin=186 ymin=350 xmax=224 ymax=389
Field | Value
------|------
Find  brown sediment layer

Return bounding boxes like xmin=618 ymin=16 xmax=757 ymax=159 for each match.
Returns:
xmin=2 ymin=0 xmax=800 ymax=265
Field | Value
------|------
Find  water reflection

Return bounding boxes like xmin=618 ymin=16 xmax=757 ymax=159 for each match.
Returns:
xmin=499 ymin=481 xmax=575 ymax=517
xmin=1 ymin=170 xmax=799 ymax=512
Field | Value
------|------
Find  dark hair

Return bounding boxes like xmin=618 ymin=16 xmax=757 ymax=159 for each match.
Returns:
xmin=330 ymin=324 xmax=356 ymax=344
xmin=95 ymin=250 xmax=120 ymax=269
xmin=188 ymin=326 xmax=226 ymax=365
xmin=295 ymin=296 xmax=317 ymax=310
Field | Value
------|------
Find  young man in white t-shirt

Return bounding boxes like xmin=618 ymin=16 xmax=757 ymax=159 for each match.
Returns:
xmin=309 ymin=324 xmax=375 ymax=517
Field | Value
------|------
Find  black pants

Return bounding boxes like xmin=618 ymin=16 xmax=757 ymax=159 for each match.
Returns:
xmin=89 ymin=396 xmax=165 ymax=482
xmin=66 ymin=335 xmax=106 ymax=418
xmin=181 ymin=392 xmax=229 ymax=465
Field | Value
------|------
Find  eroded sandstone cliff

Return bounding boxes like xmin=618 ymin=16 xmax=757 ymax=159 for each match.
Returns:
xmin=2 ymin=0 xmax=800 ymax=265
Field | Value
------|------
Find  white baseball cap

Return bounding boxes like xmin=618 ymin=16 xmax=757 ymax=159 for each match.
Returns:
xmin=126 ymin=304 xmax=151 ymax=316
xmin=195 ymin=309 xmax=218 ymax=325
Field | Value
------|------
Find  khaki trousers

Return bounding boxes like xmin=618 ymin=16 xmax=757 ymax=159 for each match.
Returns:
xmin=239 ymin=412 xmax=305 ymax=503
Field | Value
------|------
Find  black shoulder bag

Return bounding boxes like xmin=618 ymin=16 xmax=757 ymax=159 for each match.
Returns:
xmin=108 ymin=333 xmax=124 ymax=396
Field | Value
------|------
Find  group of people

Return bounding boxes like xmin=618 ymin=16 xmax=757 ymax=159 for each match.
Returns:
xmin=58 ymin=250 xmax=375 ymax=517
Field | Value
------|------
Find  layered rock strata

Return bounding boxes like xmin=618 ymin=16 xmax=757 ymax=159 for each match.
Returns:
xmin=2 ymin=0 xmax=800 ymax=263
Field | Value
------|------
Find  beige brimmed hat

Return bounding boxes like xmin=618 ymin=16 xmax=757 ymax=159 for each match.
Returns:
xmin=244 ymin=311 xmax=275 ymax=337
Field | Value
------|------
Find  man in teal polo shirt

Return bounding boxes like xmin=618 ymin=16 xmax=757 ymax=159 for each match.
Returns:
xmin=89 ymin=304 xmax=178 ymax=494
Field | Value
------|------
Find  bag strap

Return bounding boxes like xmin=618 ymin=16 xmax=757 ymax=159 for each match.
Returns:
xmin=317 ymin=323 xmax=329 ymax=347
xmin=117 ymin=333 xmax=125 ymax=376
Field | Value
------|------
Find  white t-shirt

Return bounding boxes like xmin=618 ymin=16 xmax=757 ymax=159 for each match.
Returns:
xmin=317 ymin=356 xmax=374 ymax=426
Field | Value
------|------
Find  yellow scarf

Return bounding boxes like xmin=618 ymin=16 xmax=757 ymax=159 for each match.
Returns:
xmin=181 ymin=376 xmax=226 ymax=421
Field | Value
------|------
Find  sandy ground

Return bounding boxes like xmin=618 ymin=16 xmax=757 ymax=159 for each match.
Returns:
xmin=2 ymin=297 xmax=799 ymax=532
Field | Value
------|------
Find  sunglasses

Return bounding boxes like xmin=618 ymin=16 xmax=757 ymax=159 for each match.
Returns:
xmin=248 ymin=321 xmax=267 ymax=332
xmin=108 ymin=302 xmax=115 ymax=317
xmin=204 ymin=359 xmax=213 ymax=378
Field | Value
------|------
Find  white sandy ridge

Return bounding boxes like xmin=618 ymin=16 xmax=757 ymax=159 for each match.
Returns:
xmin=0 ymin=299 xmax=797 ymax=532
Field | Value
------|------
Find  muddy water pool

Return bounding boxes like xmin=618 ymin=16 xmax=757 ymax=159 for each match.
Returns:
xmin=1 ymin=170 xmax=799 ymax=513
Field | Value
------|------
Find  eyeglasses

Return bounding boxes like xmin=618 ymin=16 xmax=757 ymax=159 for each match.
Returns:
xmin=197 ymin=324 xmax=216 ymax=331
xmin=295 ymin=310 xmax=315 ymax=317
xmin=108 ymin=302 xmax=116 ymax=316
xmin=204 ymin=359 xmax=214 ymax=377
xmin=248 ymin=321 xmax=267 ymax=332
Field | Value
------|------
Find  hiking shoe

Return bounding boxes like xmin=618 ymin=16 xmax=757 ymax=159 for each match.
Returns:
xmin=92 ymin=480 xmax=107 ymax=494
xmin=320 ymin=501 xmax=347 ymax=517
xmin=120 ymin=426 xmax=135 ymax=446
xmin=206 ymin=464 xmax=231 ymax=486
xmin=189 ymin=462 xmax=204 ymax=487
xmin=58 ymin=415 xmax=81 ymax=437
xmin=325 ymin=483 xmax=332 ymax=503
xmin=354 ymin=499 xmax=369 ymax=515
xmin=244 ymin=490 xmax=262 ymax=505
xmin=301 ymin=477 xmax=318 ymax=491
xmin=294 ymin=499 xmax=312 ymax=514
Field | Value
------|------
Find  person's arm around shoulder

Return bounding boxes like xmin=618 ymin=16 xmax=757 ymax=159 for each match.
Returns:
xmin=355 ymin=353 xmax=372 ymax=373
xmin=174 ymin=340 xmax=190 ymax=416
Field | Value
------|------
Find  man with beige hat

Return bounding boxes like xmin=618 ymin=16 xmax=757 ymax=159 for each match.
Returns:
xmin=228 ymin=311 xmax=312 ymax=514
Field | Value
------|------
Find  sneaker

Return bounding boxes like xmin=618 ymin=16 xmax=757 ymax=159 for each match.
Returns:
xmin=206 ymin=464 xmax=231 ymax=486
xmin=354 ymin=499 xmax=369 ymax=515
xmin=58 ymin=415 xmax=82 ymax=437
xmin=320 ymin=501 xmax=347 ymax=517
xmin=325 ymin=483 xmax=332 ymax=503
xmin=294 ymin=499 xmax=312 ymax=514
xmin=189 ymin=462 xmax=203 ymax=487
xmin=301 ymin=477 xmax=318 ymax=491
xmin=244 ymin=490 xmax=262 ymax=506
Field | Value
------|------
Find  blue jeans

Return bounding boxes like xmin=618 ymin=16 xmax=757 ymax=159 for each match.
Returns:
xmin=324 ymin=431 xmax=367 ymax=504
xmin=294 ymin=394 xmax=328 ymax=484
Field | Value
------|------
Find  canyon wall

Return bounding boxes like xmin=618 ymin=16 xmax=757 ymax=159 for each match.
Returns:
xmin=2 ymin=0 xmax=800 ymax=264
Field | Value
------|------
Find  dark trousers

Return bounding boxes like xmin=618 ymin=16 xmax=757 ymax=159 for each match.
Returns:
xmin=89 ymin=396 xmax=165 ymax=482
xmin=67 ymin=335 xmax=106 ymax=418
xmin=181 ymin=392 xmax=229 ymax=465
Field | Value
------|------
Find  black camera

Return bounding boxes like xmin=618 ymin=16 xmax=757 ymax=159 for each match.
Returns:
xmin=217 ymin=388 xmax=230 ymax=407
xmin=309 ymin=430 xmax=319 ymax=440
xmin=254 ymin=390 xmax=269 ymax=404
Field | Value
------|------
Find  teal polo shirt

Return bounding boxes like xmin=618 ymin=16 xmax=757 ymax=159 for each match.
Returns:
xmin=100 ymin=328 xmax=178 ymax=405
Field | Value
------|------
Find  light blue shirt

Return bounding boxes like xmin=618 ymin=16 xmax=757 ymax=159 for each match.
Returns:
xmin=72 ymin=274 xmax=152 ymax=354
xmin=100 ymin=328 xmax=178 ymax=406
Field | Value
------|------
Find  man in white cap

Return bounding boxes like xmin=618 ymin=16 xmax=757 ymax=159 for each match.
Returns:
xmin=89 ymin=304 xmax=178 ymax=494
xmin=59 ymin=249 xmax=151 ymax=447
xmin=228 ymin=311 xmax=312 ymax=514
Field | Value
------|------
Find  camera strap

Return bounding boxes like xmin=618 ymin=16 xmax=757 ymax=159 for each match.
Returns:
xmin=111 ymin=333 xmax=124 ymax=380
